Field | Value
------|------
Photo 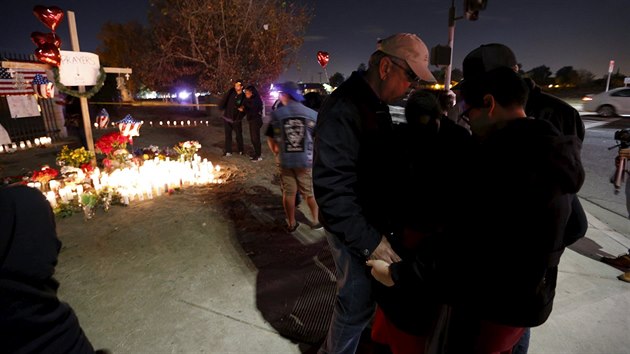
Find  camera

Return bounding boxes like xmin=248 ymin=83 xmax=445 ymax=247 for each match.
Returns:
xmin=614 ymin=128 xmax=630 ymax=144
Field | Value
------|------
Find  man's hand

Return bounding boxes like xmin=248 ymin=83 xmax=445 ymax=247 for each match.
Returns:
xmin=370 ymin=236 xmax=401 ymax=263
xmin=619 ymin=148 xmax=630 ymax=159
xmin=366 ymin=259 xmax=394 ymax=287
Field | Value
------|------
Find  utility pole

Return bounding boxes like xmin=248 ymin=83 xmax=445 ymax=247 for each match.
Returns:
xmin=442 ymin=0 xmax=487 ymax=90
xmin=444 ymin=1 xmax=460 ymax=91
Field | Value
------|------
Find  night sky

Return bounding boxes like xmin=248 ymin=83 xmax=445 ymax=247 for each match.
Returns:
xmin=1 ymin=0 xmax=629 ymax=84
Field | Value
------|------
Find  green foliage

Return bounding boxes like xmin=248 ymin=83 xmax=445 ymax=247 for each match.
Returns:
xmin=525 ymin=65 xmax=552 ymax=86
xmin=329 ymin=72 xmax=345 ymax=87
xmin=53 ymin=66 xmax=107 ymax=98
xmin=57 ymin=146 xmax=94 ymax=168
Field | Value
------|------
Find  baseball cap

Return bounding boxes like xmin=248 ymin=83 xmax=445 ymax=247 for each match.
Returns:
xmin=377 ymin=33 xmax=436 ymax=83
xmin=462 ymin=43 xmax=518 ymax=81
xmin=277 ymin=81 xmax=304 ymax=102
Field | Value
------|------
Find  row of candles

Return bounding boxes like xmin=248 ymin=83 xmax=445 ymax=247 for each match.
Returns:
xmin=93 ymin=120 xmax=211 ymax=129
xmin=29 ymin=154 xmax=223 ymax=209
xmin=0 ymin=137 xmax=53 ymax=153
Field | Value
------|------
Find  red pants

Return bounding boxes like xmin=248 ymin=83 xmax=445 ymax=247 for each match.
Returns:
xmin=372 ymin=306 xmax=525 ymax=354
xmin=371 ymin=307 xmax=427 ymax=354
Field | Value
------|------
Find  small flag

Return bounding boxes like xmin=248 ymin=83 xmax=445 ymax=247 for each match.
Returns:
xmin=96 ymin=108 xmax=109 ymax=128
xmin=32 ymin=74 xmax=55 ymax=99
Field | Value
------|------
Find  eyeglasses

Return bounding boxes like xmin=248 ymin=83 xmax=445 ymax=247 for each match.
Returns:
xmin=388 ymin=57 xmax=419 ymax=84
xmin=459 ymin=106 xmax=472 ymax=124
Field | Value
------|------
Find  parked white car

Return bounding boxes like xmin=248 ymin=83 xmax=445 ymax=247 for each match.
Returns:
xmin=582 ymin=87 xmax=630 ymax=117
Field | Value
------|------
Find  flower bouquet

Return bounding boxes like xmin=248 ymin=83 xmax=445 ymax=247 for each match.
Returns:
xmin=173 ymin=140 xmax=201 ymax=161
xmin=95 ymin=132 xmax=133 ymax=171
xmin=56 ymin=145 xmax=94 ymax=168
xmin=31 ymin=165 xmax=59 ymax=186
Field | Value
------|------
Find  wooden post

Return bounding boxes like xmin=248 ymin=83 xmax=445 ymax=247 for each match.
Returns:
xmin=67 ymin=11 xmax=95 ymax=155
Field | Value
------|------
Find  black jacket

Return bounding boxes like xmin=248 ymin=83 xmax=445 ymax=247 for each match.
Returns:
xmin=243 ymin=95 xmax=263 ymax=122
xmin=525 ymin=78 xmax=587 ymax=246
xmin=313 ymin=72 xmax=396 ymax=258
xmin=525 ymin=78 xmax=585 ymax=142
xmin=374 ymin=116 xmax=472 ymax=335
xmin=219 ymin=88 xmax=246 ymax=121
xmin=391 ymin=118 xmax=585 ymax=328
xmin=0 ymin=186 xmax=95 ymax=353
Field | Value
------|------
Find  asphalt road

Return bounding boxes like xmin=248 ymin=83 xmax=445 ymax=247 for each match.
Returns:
xmin=579 ymin=113 xmax=630 ymax=222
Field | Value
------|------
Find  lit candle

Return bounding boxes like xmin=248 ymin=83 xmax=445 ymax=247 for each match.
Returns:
xmin=0 ymin=145 xmax=4 ymax=153
xmin=167 ymin=121 xmax=171 ymax=126
xmin=187 ymin=120 xmax=191 ymax=126
xmin=26 ymin=140 xmax=32 ymax=148
xmin=46 ymin=191 xmax=58 ymax=208
xmin=19 ymin=141 xmax=25 ymax=149
xmin=34 ymin=138 xmax=40 ymax=146
xmin=159 ymin=121 xmax=163 ymax=126
xmin=11 ymin=143 xmax=17 ymax=150
xmin=49 ymin=180 xmax=60 ymax=191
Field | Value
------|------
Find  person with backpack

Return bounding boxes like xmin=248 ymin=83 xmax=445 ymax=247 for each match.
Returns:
xmin=368 ymin=67 xmax=585 ymax=353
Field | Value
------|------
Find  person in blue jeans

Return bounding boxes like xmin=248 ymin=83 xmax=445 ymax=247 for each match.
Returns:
xmin=313 ymin=33 xmax=436 ymax=354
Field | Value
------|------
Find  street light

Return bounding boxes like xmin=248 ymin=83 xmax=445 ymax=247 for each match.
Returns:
xmin=440 ymin=0 xmax=488 ymax=91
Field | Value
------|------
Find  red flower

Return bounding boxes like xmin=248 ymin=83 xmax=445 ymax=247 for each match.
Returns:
xmin=32 ymin=165 xmax=59 ymax=184
xmin=95 ymin=132 xmax=130 ymax=155
xmin=80 ymin=163 xmax=94 ymax=174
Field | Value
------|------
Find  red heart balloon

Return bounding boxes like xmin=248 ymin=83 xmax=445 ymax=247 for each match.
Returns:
xmin=33 ymin=5 xmax=64 ymax=32
xmin=317 ymin=51 xmax=330 ymax=69
xmin=31 ymin=31 xmax=62 ymax=48
xmin=34 ymin=43 xmax=61 ymax=67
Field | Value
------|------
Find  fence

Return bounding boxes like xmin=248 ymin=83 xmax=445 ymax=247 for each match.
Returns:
xmin=0 ymin=52 xmax=62 ymax=143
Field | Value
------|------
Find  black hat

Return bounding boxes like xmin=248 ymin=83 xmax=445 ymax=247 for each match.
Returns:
xmin=455 ymin=43 xmax=518 ymax=89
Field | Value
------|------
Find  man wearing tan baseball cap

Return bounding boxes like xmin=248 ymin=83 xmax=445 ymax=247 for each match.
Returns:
xmin=377 ymin=33 xmax=437 ymax=83
xmin=313 ymin=32 xmax=435 ymax=354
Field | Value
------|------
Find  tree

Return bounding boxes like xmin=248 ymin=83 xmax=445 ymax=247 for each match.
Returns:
xmin=146 ymin=0 xmax=311 ymax=93
xmin=525 ymin=65 xmax=552 ymax=85
xmin=430 ymin=68 xmax=462 ymax=85
xmin=575 ymin=69 xmax=595 ymax=87
xmin=329 ymin=72 xmax=345 ymax=87
xmin=96 ymin=21 xmax=154 ymax=96
xmin=555 ymin=66 xmax=579 ymax=86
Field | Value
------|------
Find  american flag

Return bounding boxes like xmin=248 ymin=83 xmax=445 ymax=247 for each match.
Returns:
xmin=0 ymin=67 xmax=47 ymax=96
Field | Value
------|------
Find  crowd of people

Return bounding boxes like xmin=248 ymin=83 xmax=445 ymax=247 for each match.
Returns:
xmin=313 ymin=33 xmax=588 ymax=354
xmin=4 ymin=28 xmax=629 ymax=354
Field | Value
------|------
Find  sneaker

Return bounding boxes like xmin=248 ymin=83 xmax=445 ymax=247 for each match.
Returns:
xmin=250 ymin=156 xmax=263 ymax=162
xmin=311 ymin=222 xmax=324 ymax=230
xmin=223 ymin=152 xmax=232 ymax=157
xmin=238 ymin=151 xmax=244 ymax=155
xmin=601 ymin=254 xmax=630 ymax=270
xmin=286 ymin=222 xmax=299 ymax=233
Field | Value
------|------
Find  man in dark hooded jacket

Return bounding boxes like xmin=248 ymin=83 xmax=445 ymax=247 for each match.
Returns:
xmin=0 ymin=186 xmax=97 ymax=353
xmin=369 ymin=67 xmax=585 ymax=353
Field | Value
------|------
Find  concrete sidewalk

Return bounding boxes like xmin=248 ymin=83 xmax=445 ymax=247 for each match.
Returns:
xmin=528 ymin=198 xmax=630 ymax=353
xmin=53 ymin=189 xmax=630 ymax=354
